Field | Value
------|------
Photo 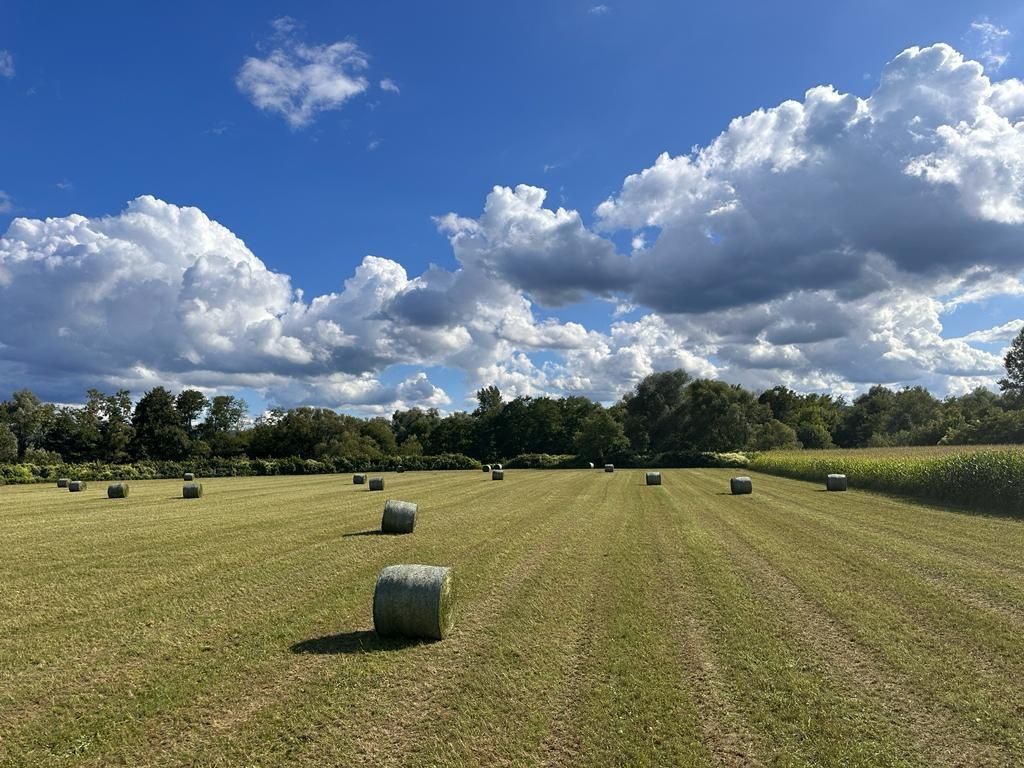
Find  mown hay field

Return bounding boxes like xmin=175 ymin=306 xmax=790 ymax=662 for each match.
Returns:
xmin=2 ymin=469 xmax=1023 ymax=767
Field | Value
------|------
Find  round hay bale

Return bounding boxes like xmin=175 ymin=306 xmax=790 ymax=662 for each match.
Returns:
xmin=604 ymin=464 xmax=614 ymax=473
xmin=381 ymin=499 xmax=417 ymax=534
xmin=369 ymin=477 xmax=385 ymax=491
xmin=183 ymin=482 xmax=203 ymax=499
xmin=826 ymin=474 xmax=848 ymax=492
xmin=107 ymin=482 xmax=130 ymax=499
xmin=57 ymin=478 xmax=70 ymax=488
xmin=353 ymin=473 xmax=367 ymax=484
xmin=645 ymin=471 xmax=662 ymax=486
xmin=68 ymin=480 xmax=87 ymax=492
xmin=494 ymin=463 xmax=502 ymax=470
xmin=588 ymin=462 xmax=595 ymax=469
xmin=482 ymin=464 xmax=491 ymax=472
xmin=730 ymin=476 xmax=753 ymax=495
xmin=373 ymin=564 xmax=454 ymax=641
xmin=183 ymin=472 xmax=195 ymax=481
xmin=396 ymin=466 xmax=406 ymax=474
xmin=492 ymin=469 xmax=504 ymax=480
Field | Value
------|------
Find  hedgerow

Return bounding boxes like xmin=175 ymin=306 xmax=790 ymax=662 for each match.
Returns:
xmin=0 ymin=453 xmax=479 ymax=485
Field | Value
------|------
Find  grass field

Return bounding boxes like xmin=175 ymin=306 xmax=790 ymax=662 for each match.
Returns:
xmin=2 ymin=470 xmax=1024 ymax=767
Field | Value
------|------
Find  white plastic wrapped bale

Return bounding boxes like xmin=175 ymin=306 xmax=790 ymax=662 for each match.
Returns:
xmin=645 ymin=472 xmax=662 ymax=486
xmin=381 ymin=500 xmax=417 ymax=534
xmin=730 ymin=476 xmax=753 ymax=495
xmin=373 ymin=564 xmax=454 ymax=640
xmin=826 ymin=474 xmax=848 ymax=491
xmin=107 ymin=482 xmax=130 ymax=499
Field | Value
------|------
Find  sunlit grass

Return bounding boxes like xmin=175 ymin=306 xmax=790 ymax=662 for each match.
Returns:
xmin=1 ymin=469 xmax=1023 ymax=766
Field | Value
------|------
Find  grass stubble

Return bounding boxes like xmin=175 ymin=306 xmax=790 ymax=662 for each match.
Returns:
xmin=0 ymin=468 xmax=1022 ymax=766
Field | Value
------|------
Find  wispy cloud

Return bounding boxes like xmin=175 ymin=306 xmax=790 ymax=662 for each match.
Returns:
xmin=968 ymin=18 xmax=1011 ymax=69
xmin=379 ymin=78 xmax=400 ymax=94
xmin=367 ymin=138 xmax=381 ymax=151
xmin=958 ymin=319 xmax=1024 ymax=344
xmin=55 ymin=180 xmax=73 ymax=191
xmin=270 ymin=16 xmax=299 ymax=35
xmin=0 ymin=51 xmax=14 ymax=79
xmin=588 ymin=4 xmax=610 ymax=15
xmin=236 ymin=20 xmax=370 ymax=128
xmin=0 ymin=191 xmax=12 ymax=213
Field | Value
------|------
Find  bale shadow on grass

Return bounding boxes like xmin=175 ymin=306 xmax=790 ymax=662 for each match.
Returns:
xmin=290 ymin=630 xmax=421 ymax=655
xmin=342 ymin=529 xmax=386 ymax=537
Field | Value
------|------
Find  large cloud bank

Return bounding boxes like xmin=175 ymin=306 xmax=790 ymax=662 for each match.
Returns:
xmin=2 ymin=43 xmax=1022 ymax=410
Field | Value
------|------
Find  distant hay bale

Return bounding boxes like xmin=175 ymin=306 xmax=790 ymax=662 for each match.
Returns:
xmin=183 ymin=472 xmax=195 ymax=481
xmin=826 ymin=474 xmax=848 ymax=492
xmin=381 ymin=500 xmax=418 ymax=534
xmin=68 ymin=480 xmax=87 ymax=492
xmin=492 ymin=469 xmax=504 ymax=480
xmin=183 ymin=482 xmax=203 ymax=499
xmin=369 ymin=477 xmax=385 ymax=491
xmin=494 ymin=463 xmax=502 ymax=470
xmin=730 ymin=476 xmax=753 ymax=495
xmin=482 ymin=464 xmax=491 ymax=472
xmin=645 ymin=471 xmax=662 ymax=486
xmin=57 ymin=478 xmax=70 ymax=488
xmin=588 ymin=462 xmax=594 ymax=469
xmin=373 ymin=564 xmax=454 ymax=641
xmin=396 ymin=466 xmax=406 ymax=474
xmin=353 ymin=473 xmax=367 ymax=484
xmin=107 ymin=482 xmax=130 ymax=499
xmin=604 ymin=464 xmax=614 ymax=473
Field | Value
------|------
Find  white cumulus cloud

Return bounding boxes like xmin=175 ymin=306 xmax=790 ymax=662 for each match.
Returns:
xmin=5 ymin=42 xmax=1024 ymax=408
xmin=237 ymin=22 xmax=370 ymax=128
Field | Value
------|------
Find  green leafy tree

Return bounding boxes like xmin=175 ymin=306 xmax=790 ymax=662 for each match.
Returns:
xmin=999 ymin=325 xmax=1024 ymax=395
xmin=131 ymin=387 xmax=191 ymax=459
xmin=175 ymin=389 xmax=210 ymax=437
xmin=200 ymin=395 xmax=248 ymax=457
xmin=102 ymin=389 xmax=135 ymax=461
xmin=425 ymin=412 xmax=476 ymax=456
xmin=2 ymin=390 xmax=53 ymax=459
xmin=749 ymin=419 xmax=801 ymax=450
xmin=0 ymin=422 xmax=17 ymax=462
xmin=473 ymin=386 xmax=504 ymax=460
xmin=677 ymin=379 xmax=762 ymax=452
xmin=574 ymin=409 xmax=629 ymax=464
xmin=474 ymin=386 xmax=503 ymax=415
xmin=621 ymin=370 xmax=691 ymax=452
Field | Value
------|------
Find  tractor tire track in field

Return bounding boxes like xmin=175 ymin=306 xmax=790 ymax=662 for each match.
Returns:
xmin=650 ymin=500 xmax=767 ymax=768
xmin=342 ymin=474 xmax=609 ymax=768
xmin=2 ymin=473 xmax=515 ymax=765
xmin=658 ymin=479 xmax=921 ymax=767
xmin=703 ymin=470 xmax=1024 ymax=762
xmin=153 ymin=471 xmax=587 ymax=767
xmin=4 ymin=469 xmax=1024 ymax=766
xmin=686 ymin=476 xmax=1002 ymax=767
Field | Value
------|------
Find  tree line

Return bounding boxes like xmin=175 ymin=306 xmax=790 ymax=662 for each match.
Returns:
xmin=2 ymin=367 xmax=1023 ymax=467
xmin=2 ymin=328 xmax=1023 ymax=463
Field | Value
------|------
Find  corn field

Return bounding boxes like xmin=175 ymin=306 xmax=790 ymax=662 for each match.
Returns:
xmin=750 ymin=445 xmax=1024 ymax=515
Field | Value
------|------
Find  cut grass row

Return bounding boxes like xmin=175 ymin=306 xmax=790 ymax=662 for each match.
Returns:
xmin=750 ymin=445 xmax=1024 ymax=515
xmin=1 ymin=469 xmax=1023 ymax=766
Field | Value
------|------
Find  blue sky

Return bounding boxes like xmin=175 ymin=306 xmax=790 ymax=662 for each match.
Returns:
xmin=2 ymin=1 xmax=1024 ymax=415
